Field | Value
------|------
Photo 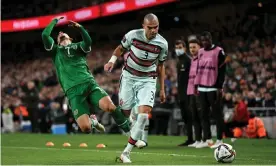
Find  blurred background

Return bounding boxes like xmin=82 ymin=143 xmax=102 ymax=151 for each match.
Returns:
xmin=1 ymin=0 xmax=276 ymax=138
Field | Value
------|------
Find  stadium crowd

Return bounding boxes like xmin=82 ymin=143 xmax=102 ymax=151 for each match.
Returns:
xmin=1 ymin=2 xmax=276 ymax=135
xmin=2 ymin=34 xmax=276 ymax=133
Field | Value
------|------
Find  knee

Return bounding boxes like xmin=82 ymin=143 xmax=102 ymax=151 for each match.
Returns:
xmin=99 ymin=96 xmax=116 ymax=112
xmin=138 ymin=106 xmax=152 ymax=114
xmin=79 ymin=123 xmax=92 ymax=133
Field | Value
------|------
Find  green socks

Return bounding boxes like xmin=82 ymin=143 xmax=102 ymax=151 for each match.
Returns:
xmin=111 ymin=106 xmax=131 ymax=132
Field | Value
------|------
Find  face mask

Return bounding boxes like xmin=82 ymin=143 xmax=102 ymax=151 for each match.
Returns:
xmin=235 ymin=75 xmax=241 ymax=80
xmin=175 ymin=49 xmax=184 ymax=56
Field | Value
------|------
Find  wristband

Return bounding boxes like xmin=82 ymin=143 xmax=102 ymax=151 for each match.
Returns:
xmin=109 ymin=55 xmax=118 ymax=63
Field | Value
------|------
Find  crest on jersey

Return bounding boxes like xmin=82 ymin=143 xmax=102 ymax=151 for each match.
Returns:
xmin=71 ymin=45 xmax=77 ymax=50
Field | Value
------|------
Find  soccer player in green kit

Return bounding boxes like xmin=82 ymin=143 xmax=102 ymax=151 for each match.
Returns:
xmin=42 ymin=17 xmax=130 ymax=134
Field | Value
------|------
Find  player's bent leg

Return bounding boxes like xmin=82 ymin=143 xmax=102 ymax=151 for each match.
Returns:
xmin=69 ymin=96 xmax=92 ymax=133
xmin=76 ymin=114 xmax=92 ymax=133
xmin=98 ymin=96 xmax=131 ymax=133
xmin=69 ymin=95 xmax=105 ymax=133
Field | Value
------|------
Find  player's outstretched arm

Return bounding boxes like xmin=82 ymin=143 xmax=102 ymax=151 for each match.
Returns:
xmin=104 ymin=44 xmax=126 ymax=72
xmin=104 ymin=30 xmax=134 ymax=72
xmin=68 ymin=20 xmax=92 ymax=53
xmin=42 ymin=17 xmax=63 ymax=51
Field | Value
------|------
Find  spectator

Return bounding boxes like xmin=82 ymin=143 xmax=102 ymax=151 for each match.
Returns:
xmin=224 ymin=93 xmax=249 ymax=138
xmin=22 ymin=81 xmax=40 ymax=133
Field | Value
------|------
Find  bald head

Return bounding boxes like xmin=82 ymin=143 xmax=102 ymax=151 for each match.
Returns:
xmin=143 ymin=13 xmax=159 ymax=23
xmin=143 ymin=13 xmax=159 ymax=40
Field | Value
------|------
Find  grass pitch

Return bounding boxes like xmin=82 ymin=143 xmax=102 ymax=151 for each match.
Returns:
xmin=1 ymin=133 xmax=276 ymax=165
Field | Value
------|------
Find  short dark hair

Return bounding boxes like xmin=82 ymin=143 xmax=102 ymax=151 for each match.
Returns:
xmin=175 ymin=39 xmax=186 ymax=47
xmin=201 ymin=31 xmax=212 ymax=39
xmin=188 ymin=39 xmax=200 ymax=45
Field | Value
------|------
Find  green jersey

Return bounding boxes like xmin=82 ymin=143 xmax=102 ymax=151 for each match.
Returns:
xmin=42 ymin=19 xmax=93 ymax=93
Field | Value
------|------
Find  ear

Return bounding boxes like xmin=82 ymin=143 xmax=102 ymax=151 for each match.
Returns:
xmin=142 ymin=24 xmax=146 ymax=29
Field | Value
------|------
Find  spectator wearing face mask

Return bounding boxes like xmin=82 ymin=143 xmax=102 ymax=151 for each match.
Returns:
xmin=174 ymin=39 xmax=194 ymax=146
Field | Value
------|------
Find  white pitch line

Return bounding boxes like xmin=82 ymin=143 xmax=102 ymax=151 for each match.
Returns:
xmin=1 ymin=146 xmax=198 ymax=157
xmin=2 ymin=146 xmax=276 ymax=163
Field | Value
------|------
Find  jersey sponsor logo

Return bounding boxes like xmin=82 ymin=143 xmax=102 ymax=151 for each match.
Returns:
xmin=71 ymin=44 xmax=78 ymax=50
xmin=132 ymin=39 xmax=161 ymax=54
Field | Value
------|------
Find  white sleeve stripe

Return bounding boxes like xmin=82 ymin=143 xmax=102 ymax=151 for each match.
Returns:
xmin=80 ymin=44 xmax=91 ymax=53
xmin=45 ymin=42 xmax=54 ymax=51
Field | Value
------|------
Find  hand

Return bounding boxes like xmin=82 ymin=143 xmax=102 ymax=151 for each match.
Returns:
xmin=56 ymin=16 xmax=64 ymax=21
xmin=160 ymin=90 xmax=166 ymax=103
xmin=104 ymin=62 xmax=114 ymax=72
xmin=68 ymin=20 xmax=81 ymax=28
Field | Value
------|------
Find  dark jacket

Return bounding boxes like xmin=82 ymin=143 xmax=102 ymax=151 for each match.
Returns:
xmin=177 ymin=53 xmax=192 ymax=101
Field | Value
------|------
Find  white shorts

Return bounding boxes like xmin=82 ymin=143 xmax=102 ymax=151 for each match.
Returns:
xmin=119 ymin=70 xmax=157 ymax=110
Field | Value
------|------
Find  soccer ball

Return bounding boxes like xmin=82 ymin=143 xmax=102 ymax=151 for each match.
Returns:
xmin=214 ymin=143 xmax=236 ymax=163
